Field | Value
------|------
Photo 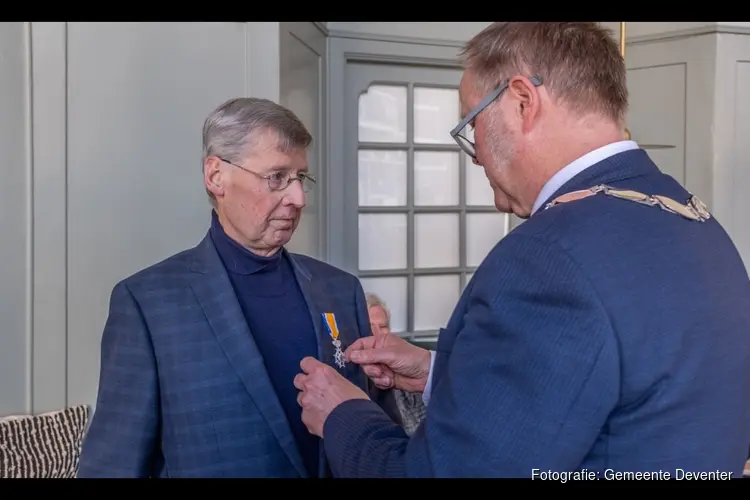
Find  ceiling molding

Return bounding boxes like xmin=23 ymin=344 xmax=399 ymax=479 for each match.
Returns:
xmin=325 ymin=24 xmax=750 ymax=48
xmin=326 ymin=28 xmax=464 ymax=48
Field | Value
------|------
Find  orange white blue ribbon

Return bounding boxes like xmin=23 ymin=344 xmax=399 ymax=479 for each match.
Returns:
xmin=322 ymin=312 xmax=346 ymax=369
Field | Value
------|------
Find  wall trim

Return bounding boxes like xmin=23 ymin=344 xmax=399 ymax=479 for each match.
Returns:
xmin=344 ymin=51 xmax=462 ymax=68
xmin=24 ymin=21 xmax=34 ymax=416
xmin=327 ymin=28 xmax=465 ymax=48
xmin=328 ymin=24 xmax=750 ymax=50
xmin=312 ymin=22 xmax=328 ymax=36
xmin=629 ymin=24 xmax=750 ymax=45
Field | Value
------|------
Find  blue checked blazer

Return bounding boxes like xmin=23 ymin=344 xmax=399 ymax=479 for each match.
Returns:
xmin=77 ymin=232 xmax=401 ymax=478
xmin=323 ymin=149 xmax=750 ymax=478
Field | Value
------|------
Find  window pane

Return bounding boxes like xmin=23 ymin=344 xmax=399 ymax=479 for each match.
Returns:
xmin=414 ymin=151 xmax=459 ymax=206
xmin=360 ymin=276 xmax=407 ymax=333
xmin=414 ymin=274 xmax=460 ymax=331
xmin=358 ymin=150 xmax=407 ymax=206
xmin=466 ymin=213 xmax=508 ymax=267
xmin=359 ymin=214 xmax=407 ymax=271
xmin=465 ymin=153 xmax=496 ymax=206
xmin=413 ymin=87 xmax=458 ymax=144
xmin=358 ymin=85 xmax=407 ymax=143
xmin=414 ymin=213 xmax=459 ymax=268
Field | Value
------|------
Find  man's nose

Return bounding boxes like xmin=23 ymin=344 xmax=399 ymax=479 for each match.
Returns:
xmin=283 ymin=179 xmax=306 ymax=208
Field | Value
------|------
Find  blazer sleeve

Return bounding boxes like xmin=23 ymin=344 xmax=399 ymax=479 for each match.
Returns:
xmin=352 ymin=277 xmax=404 ymax=428
xmin=323 ymin=234 xmax=620 ymax=478
xmin=77 ymin=282 xmax=160 ymax=478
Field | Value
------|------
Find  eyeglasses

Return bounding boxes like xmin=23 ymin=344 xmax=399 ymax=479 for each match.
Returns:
xmin=218 ymin=157 xmax=317 ymax=193
xmin=450 ymin=76 xmax=543 ymax=159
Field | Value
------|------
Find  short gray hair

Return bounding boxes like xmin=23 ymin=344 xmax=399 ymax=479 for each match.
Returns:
xmin=365 ymin=292 xmax=390 ymax=326
xmin=202 ymin=97 xmax=313 ymax=203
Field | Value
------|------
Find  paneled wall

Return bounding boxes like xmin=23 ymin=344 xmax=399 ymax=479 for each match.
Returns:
xmin=713 ymin=33 xmax=750 ymax=267
xmin=0 ymin=22 xmax=32 ymax=420
xmin=627 ymin=30 xmax=750 ymax=266
xmin=0 ymin=22 xmax=323 ymax=417
xmin=625 ymin=33 xmax=716 ymax=203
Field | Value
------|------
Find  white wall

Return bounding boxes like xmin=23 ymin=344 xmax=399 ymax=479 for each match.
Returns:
xmin=0 ymin=21 xmax=310 ymax=417
xmin=0 ymin=22 xmax=32 ymax=420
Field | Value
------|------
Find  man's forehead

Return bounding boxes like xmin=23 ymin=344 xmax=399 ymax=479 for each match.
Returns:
xmin=369 ymin=304 xmax=386 ymax=316
xmin=247 ymin=133 xmax=308 ymax=170
xmin=458 ymin=73 xmax=479 ymax=118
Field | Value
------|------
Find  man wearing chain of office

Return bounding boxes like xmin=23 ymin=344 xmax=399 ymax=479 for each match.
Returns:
xmin=293 ymin=22 xmax=750 ymax=478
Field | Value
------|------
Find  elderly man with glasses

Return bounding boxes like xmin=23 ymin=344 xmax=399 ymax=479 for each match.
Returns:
xmin=77 ymin=97 xmax=401 ymax=478
xmin=294 ymin=22 xmax=750 ymax=478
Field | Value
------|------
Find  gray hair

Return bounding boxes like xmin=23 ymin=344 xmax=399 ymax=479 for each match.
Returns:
xmin=365 ymin=292 xmax=391 ymax=326
xmin=202 ymin=97 xmax=313 ymax=204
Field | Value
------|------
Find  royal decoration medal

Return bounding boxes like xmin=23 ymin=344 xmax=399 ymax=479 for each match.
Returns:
xmin=322 ymin=312 xmax=347 ymax=369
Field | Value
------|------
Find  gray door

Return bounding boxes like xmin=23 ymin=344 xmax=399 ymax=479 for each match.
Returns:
xmin=279 ymin=22 xmax=326 ymax=260
xmin=342 ymin=62 xmax=511 ymax=341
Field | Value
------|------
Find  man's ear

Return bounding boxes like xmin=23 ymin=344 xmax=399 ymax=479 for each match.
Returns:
xmin=508 ymin=76 xmax=541 ymax=134
xmin=203 ymin=156 xmax=225 ymax=199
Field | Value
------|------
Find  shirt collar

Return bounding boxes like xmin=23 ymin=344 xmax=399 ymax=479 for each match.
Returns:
xmin=531 ymin=140 xmax=640 ymax=215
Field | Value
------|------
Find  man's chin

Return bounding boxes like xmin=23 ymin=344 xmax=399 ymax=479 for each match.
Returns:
xmin=493 ymin=194 xmax=514 ymax=214
xmin=493 ymin=201 xmax=513 ymax=213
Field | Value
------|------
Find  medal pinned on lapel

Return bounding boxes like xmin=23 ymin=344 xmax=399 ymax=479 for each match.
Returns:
xmin=322 ymin=312 xmax=347 ymax=369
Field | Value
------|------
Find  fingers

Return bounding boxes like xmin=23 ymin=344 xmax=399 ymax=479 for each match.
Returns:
xmin=293 ymin=373 xmax=306 ymax=391
xmin=362 ymin=362 xmax=395 ymax=388
xmin=345 ymin=336 xmax=377 ymax=360
xmin=349 ymin=347 xmax=393 ymax=365
xmin=362 ymin=364 xmax=383 ymax=378
xmin=371 ymin=376 xmax=393 ymax=389
xmin=300 ymin=356 xmax=322 ymax=374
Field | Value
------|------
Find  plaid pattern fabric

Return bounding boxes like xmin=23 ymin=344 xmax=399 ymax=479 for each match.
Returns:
xmin=77 ymin=233 xmax=401 ymax=478
xmin=394 ymin=390 xmax=426 ymax=435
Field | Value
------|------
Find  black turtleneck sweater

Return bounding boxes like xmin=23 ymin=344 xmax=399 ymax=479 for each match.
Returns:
xmin=209 ymin=211 xmax=319 ymax=477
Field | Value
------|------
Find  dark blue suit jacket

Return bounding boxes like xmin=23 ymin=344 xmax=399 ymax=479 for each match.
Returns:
xmin=77 ymin=233 xmax=400 ymax=478
xmin=323 ymin=149 xmax=750 ymax=478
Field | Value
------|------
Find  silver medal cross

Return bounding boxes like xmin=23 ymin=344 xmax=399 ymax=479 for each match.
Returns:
xmin=332 ymin=338 xmax=346 ymax=369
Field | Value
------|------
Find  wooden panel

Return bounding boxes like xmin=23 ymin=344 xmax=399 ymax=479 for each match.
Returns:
xmin=730 ymin=60 xmax=750 ymax=266
xmin=626 ymin=34 xmax=716 ymax=207
xmin=627 ymin=63 xmax=687 ymax=185
xmin=0 ymin=23 xmax=31 ymax=417
xmin=280 ymin=23 xmax=326 ymax=259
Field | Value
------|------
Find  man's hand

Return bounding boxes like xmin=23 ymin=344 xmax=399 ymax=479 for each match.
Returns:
xmin=345 ymin=333 xmax=432 ymax=393
xmin=294 ymin=357 xmax=369 ymax=437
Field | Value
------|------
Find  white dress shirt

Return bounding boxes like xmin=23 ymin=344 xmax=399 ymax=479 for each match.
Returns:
xmin=421 ymin=140 xmax=640 ymax=406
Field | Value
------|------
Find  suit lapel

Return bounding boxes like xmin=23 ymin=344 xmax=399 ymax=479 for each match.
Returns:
xmin=189 ymin=235 xmax=308 ymax=478
xmin=284 ymin=254 xmax=324 ymax=363
xmin=287 ymin=254 xmax=364 ymax=381
xmin=286 ymin=253 xmax=367 ymax=478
